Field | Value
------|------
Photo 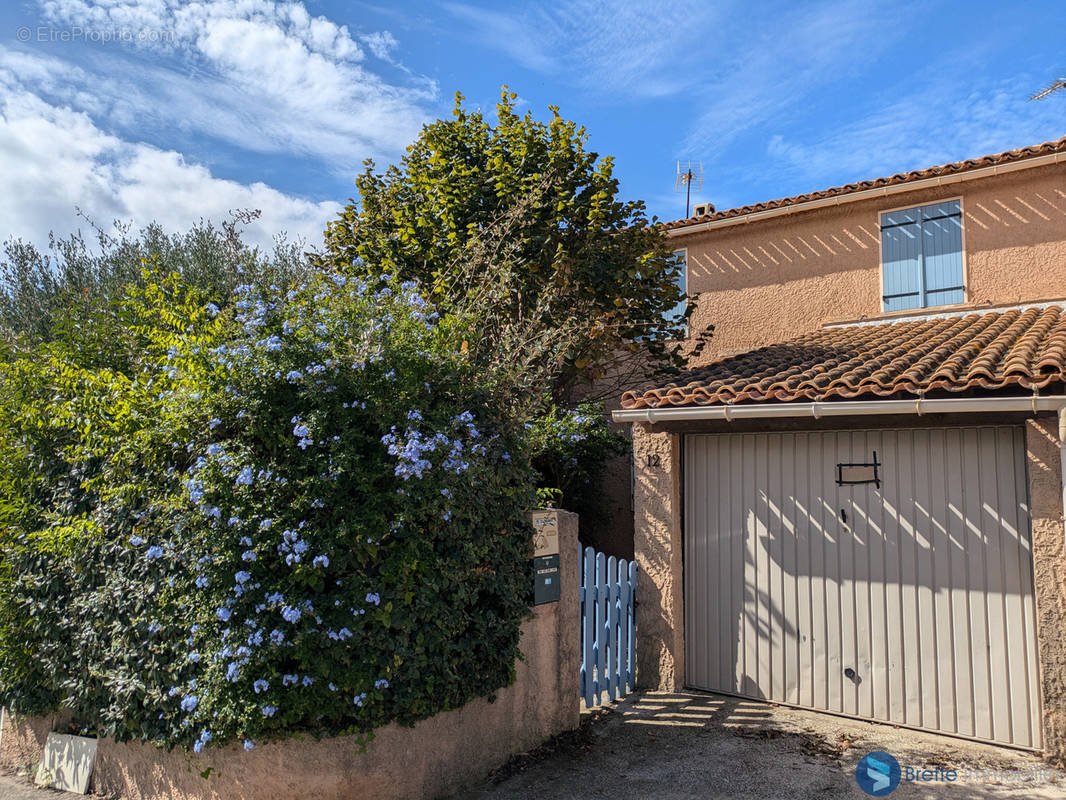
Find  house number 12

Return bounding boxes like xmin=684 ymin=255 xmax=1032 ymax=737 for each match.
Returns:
xmin=645 ymin=454 xmax=662 ymax=469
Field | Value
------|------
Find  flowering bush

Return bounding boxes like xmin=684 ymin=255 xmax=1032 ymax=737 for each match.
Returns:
xmin=0 ymin=269 xmax=534 ymax=752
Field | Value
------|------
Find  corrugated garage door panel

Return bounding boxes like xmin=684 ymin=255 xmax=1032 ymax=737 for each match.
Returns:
xmin=684 ymin=426 xmax=1041 ymax=749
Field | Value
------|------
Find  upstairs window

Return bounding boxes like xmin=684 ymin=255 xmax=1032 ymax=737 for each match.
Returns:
xmin=880 ymin=199 xmax=964 ymax=311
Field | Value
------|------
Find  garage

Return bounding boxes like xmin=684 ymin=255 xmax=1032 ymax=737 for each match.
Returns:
xmin=683 ymin=425 xmax=1042 ymax=749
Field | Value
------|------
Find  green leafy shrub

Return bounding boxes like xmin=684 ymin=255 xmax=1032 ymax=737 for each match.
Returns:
xmin=528 ymin=403 xmax=628 ymax=530
xmin=0 ymin=268 xmax=535 ymax=752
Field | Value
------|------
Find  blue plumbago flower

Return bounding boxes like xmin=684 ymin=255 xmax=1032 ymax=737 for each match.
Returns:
xmin=208 ymin=418 xmax=222 ymax=430
xmin=353 ymin=693 xmax=366 ymax=707
xmin=292 ymin=421 xmax=311 ymax=439
xmin=285 ymin=553 xmax=301 ymax=566
xmin=148 ymin=621 xmax=161 ymax=634
xmin=311 ymin=498 xmax=324 ymax=509
xmin=186 ymin=479 xmax=205 ymax=502
xmin=269 ymin=629 xmax=285 ymax=645
xmin=228 ymin=516 xmax=242 ymax=526
xmin=189 ymin=652 xmax=200 ymax=663
xmin=168 ymin=686 xmax=180 ymax=697
xmin=259 ymin=518 xmax=274 ymax=530
xmin=191 ymin=624 xmax=201 ymax=633
xmin=235 ymin=467 xmax=254 ymax=486
xmin=282 ymin=674 xmax=298 ymax=687
xmin=374 ymin=679 xmax=389 ymax=690
xmin=365 ymin=592 xmax=381 ymax=606
xmin=234 ymin=571 xmax=251 ymax=584
xmin=260 ymin=334 xmax=282 ymax=352
xmin=206 ymin=444 xmax=224 ymax=457
xmin=146 ymin=545 xmax=164 ymax=560
xmin=266 ymin=592 xmax=284 ymax=604
xmin=195 ymin=575 xmax=210 ymax=589
xmin=192 ymin=729 xmax=212 ymax=754
xmin=285 ymin=370 xmax=303 ymax=383
xmin=442 ymin=510 xmax=452 ymax=522
xmin=281 ymin=605 xmax=301 ymax=623
xmin=206 ymin=506 xmax=222 ymax=519
xmin=261 ymin=705 xmax=276 ymax=717
xmin=407 ymin=410 xmax=423 ymax=421
xmin=216 ymin=607 xmax=233 ymax=622
xmin=293 ymin=540 xmax=309 ymax=555
xmin=441 ymin=488 xmax=452 ymax=499
xmin=312 ymin=555 xmax=329 ymax=569
xmin=253 ymin=679 xmax=269 ymax=694
xmin=181 ymin=695 xmax=199 ymax=712
xmin=129 ymin=535 xmax=144 ymax=546
xmin=204 ymin=302 xmax=220 ymax=317
xmin=239 ymin=536 xmax=253 ymax=546
xmin=244 ymin=739 xmax=256 ymax=751
xmin=242 ymin=550 xmax=257 ymax=562
xmin=328 ymin=682 xmax=338 ymax=691
xmin=301 ymin=676 xmax=314 ymax=687
xmin=227 ymin=662 xmax=240 ymax=682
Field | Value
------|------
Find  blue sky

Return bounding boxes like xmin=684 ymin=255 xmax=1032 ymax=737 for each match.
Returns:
xmin=1 ymin=0 xmax=1064 ymax=251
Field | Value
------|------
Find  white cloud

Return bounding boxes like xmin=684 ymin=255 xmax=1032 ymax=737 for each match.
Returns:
xmin=0 ymin=74 xmax=340 ymax=250
xmin=759 ymin=74 xmax=1066 ymax=193
xmin=31 ymin=0 xmax=435 ymax=168
xmin=679 ymin=0 xmax=901 ymax=153
xmin=444 ymin=0 xmax=721 ymax=98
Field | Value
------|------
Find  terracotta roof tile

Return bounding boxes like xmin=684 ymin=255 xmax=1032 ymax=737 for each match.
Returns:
xmin=662 ymin=136 xmax=1066 ymax=231
xmin=620 ymin=307 xmax=1066 ymax=409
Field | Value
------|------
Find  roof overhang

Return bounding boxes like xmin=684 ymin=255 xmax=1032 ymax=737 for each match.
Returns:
xmin=612 ymin=395 xmax=1066 ymax=424
xmin=666 ymin=151 xmax=1066 ymax=238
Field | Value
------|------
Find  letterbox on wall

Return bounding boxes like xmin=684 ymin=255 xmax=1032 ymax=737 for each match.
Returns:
xmin=531 ymin=510 xmax=561 ymax=605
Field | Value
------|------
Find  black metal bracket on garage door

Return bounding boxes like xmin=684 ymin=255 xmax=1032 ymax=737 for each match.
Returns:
xmin=836 ymin=451 xmax=881 ymax=488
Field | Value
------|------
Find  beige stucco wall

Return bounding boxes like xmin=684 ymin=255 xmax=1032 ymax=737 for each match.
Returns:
xmin=631 ymin=424 xmax=684 ymax=691
xmin=1 ymin=512 xmax=581 ymax=800
xmin=677 ymin=162 xmax=1066 ymax=359
xmin=1025 ymin=417 xmax=1066 ymax=757
xmin=631 ymin=414 xmax=1066 ymax=759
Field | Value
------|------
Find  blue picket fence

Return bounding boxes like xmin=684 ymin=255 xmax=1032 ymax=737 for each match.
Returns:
xmin=579 ymin=545 xmax=637 ymax=707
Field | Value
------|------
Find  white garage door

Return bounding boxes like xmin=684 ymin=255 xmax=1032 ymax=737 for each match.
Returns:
xmin=684 ymin=426 xmax=1041 ymax=748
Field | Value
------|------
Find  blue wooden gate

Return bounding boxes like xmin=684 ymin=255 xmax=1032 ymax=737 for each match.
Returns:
xmin=579 ymin=545 xmax=637 ymax=707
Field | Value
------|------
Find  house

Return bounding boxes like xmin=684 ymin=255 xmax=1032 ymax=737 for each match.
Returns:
xmin=614 ymin=136 xmax=1066 ymax=755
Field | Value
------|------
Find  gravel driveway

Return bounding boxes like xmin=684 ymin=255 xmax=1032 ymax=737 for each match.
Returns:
xmin=453 ymin=691 xmax=1066 ymax=800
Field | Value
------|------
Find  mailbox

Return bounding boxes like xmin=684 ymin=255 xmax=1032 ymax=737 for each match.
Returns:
xmin=533 ymin=554 xmax=560 ymax=605
xmin=530 ymin=510 xmax=561 ymax=605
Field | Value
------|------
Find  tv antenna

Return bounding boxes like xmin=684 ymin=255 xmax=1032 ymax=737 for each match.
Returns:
xmin=675 ymin=160 xmax=704 ymax=217
xmin=1030 ymin=78 xmax=1066 ymax=101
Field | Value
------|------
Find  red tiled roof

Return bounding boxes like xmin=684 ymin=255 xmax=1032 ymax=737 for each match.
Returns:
xmin=620 ymin=306 xmax=1066 ymax=409
xmin=661 ymin=136 xmax=1066 ymax=231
